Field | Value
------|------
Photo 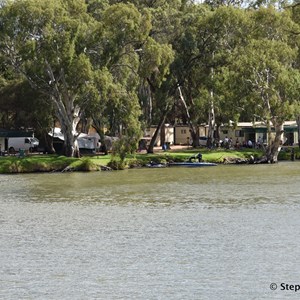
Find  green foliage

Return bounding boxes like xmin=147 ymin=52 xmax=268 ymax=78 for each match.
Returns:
xmin=0 ymin=155 xmax=75 ymax=173
xmin=0 ymin=76 xmax=55 ymax=135
xmin=107 ymin=157 xmax=127 ymax=170
xmin=71 ymin=157 xmax=100 ymax=171
xmin=112 ymin=134 xmax=140 ymax=162
xmin=1 ymin=0 xmax=300 ymax=159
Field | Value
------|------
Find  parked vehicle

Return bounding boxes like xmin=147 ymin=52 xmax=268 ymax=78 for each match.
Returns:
xmin=199 ymin=136 xmax=208 ymax=146
xmin=8 ymin=137 xmax=39 ymax=153
xmin=77 ymin=135 xmax=98 ymax=153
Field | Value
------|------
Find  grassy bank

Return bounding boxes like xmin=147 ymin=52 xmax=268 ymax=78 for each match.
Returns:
xmin=0 ymin=147 xmax=297 ymax=174
xmin=0 ymin=155 xmax=110 ymax=174
xmin=125 ymin=148 xmax=264 ymax=168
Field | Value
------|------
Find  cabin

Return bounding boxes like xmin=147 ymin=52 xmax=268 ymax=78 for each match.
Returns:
xmin=145 ymin=124 xmax=174 ymax=147
xmin=144 ymin=121 xmax=299 ymax=148
xmin=174 ymin=125 xmax=206 ymax=145
xmin=218 ymin=121 xmax=298 ymax=147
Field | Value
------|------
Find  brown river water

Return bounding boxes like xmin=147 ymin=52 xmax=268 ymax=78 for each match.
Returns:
xmin=1 ymin=162 xmax=300 ymax=299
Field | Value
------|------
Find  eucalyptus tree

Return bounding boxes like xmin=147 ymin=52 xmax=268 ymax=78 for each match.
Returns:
xmin=87 ymin=0 xmax=175 ymax=148
xmin=0 ymin=77 xmax=56 ymax=152
xmin=0 ymin=0 xmax=156 ymax=157
xmin=230 ymin=7 xmax=300 ymax=162
xmin=172 ymin=5 xmax=250 ymax=147
xmin=0 ymin=77 xmax=53 ymax=129
xmin=85 ymin=3 xmax=137 ymax=151
xmin=204 ymin=0 xmax=244 ymax=8
xmin=169 ymin=4 xmax=213 ymax=147
xmin=100 ymin=0 xmax=178 ymax=153
xmin=0 ymin=0 xmax=101 ymax=156
xmin=85 ymin=2 xmax=163 ymax=156
xmin=203 ymin=6 xmax=251 ymax=145
xmin=289 ymin=3 xmax=300 ymax=148
xmin=131 ymin=0 xmax=179 ymax=153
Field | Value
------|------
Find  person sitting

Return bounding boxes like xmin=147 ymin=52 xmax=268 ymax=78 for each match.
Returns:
xmin=188 ymin=153 xmax=202 ymax=162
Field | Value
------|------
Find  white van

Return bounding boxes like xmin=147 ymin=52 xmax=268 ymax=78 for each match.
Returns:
xmin=8 ymin=137 xmax=39 ymax=153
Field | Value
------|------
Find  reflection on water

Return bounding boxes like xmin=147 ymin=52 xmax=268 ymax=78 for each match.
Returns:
xmin=1 ymin=162 xmax=300 ymax=299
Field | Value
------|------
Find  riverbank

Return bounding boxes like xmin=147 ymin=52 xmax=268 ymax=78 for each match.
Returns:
xmin=0 ymin=146 xmax=297 ymax=174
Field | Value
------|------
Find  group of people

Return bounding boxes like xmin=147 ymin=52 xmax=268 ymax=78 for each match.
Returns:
xmin=218 ymin=136 xmax=264 ymax=150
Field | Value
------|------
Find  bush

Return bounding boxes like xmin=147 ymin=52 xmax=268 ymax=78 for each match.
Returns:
xmin=107 ymin=158 xmax=127 ymax=170
xmin=75 ymin=158 xmax=100 ymax=171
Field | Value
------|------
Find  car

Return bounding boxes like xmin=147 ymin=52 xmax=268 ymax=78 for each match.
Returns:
xmin=199 ymin=136 xmax=208 ymax=146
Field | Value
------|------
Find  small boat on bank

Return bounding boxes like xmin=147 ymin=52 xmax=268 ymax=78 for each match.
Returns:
xmin=146 ymin=163 xmax=167 ymax=168
xmin=168 ymin=162 xmax=217 ymax=167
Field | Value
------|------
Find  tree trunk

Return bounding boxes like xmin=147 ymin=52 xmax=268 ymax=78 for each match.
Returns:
xmin=207 ymin=57 xmax=215 ymax=149
xmin=191 ymin=127 xmax=200 ymax=147
xmin=53 ymin=97 xmax=81 ymax=157
xmin=160 ymin=122 xmax=166 ymax=147
xmin=62 ymin=129 xmax=79 ymax=157
xmin=296 ymin=116 xmax=300 ymax=149
xmin=147 ymin=111 xmax=168 ymax=153
xmin=59 ymin=116 xmax=80 ymax=157
xmin=45 ymin=64 xmax=81 ymax=157
xmin=92 ymin=118 xmax=108 ymax=155
xmin=177 ymin=86 xmax=199 ymax=147
xmin=265 ymin=122 xmax=283 ymax=163
xmin=41 ymin=129 xmax=55 ymax=154
xmin=207 ymin=96 xmax=215 ymax=148
xmin=215 ymin=124 xmax=221 ymax=147
xmin=207 ymin=62 xmax=216 ymax=148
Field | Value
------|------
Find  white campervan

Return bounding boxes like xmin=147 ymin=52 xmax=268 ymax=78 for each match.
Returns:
xmin=8 ymin=137 xmax=39 ymax=153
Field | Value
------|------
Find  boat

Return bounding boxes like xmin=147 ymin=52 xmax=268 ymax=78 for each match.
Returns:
xmin=168 ymin=161 xmax=217 ymax=167
xmin=146 ymin=162 xmax=167 ymax=168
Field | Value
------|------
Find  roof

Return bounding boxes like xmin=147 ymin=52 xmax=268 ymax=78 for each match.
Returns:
xmin=0 ymin=130 xmax=34 ymax=138
xmin=223 ymin=121 xmax=298 ymax=129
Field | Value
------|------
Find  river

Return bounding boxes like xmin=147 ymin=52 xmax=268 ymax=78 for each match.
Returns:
xmin=1 ymin=162 xmax=300 ymax=299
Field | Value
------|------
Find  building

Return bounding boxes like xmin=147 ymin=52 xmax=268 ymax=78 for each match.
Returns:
xmin=218 ymin=121 xmax=298 ymax=147
xmin=145 ymin=121 xmax=299 ymax=148
xmin=144 ymin=124 xmax=174 ymax=147
xmin=173 ymin=125 xmax=206 ymax=145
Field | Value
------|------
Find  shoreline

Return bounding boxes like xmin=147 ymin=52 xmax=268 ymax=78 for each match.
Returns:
xmin=0 ymin=146 xmax=296 ymax=174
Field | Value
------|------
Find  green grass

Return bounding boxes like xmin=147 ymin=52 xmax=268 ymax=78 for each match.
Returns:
xmin=0 ymin=155 xmax=76 ymax=173
xmin=127 ymin=148 xmax=264 ymax=164
xmin=0 ymin=154 xmax=114 ymax=174
xmin=0 ymin=147 xmax=297 ymax=174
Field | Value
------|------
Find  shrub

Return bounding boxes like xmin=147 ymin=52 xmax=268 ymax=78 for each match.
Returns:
xmin=75 ymin=158 xmax=100 ymax=171
xmin=107 ymin=158 xmax=127 ymax=170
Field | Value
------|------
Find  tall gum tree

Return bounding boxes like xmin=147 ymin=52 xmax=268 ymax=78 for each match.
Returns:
xmin=121 ymin=0 xmax=179 ymax=153
xmin=0 ymin=0 xmax=98 ymax=157
xmin=86 ymin=3 xmax=153 ymax=153
xmin=231 ymin=7 xmax=300 ymax=162
xmin=289 ymin=3 xmax=300 ymax=148
xmin=172 ymin=5 xmax=250 ymax=147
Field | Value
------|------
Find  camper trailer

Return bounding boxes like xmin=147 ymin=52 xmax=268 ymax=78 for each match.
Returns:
xmin=77 ymin=135 xmax=98 ymax=153
xmin=8 ymin=137 xmax=39 ymax=153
